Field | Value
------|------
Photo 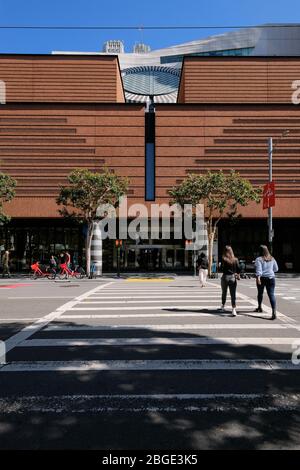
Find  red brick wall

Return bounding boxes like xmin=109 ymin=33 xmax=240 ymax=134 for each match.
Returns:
xmin=1 ymin=104 xmax=144 ymax=217
xmin=0 ymin=55 xmax=125 ymax=103
xmin=178 ymin=57 xmax=300 ymax=104
xmin=155 ymin=104 xmax=300 ymax=218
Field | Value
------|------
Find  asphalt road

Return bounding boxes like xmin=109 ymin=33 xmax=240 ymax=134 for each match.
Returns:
xmin=0 ymin=274 xmax=300 ymax=450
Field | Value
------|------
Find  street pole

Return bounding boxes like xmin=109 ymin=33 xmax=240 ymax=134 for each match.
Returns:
xmin=268 ymin=137 xmax=273 ymax=254
xmin=116 ymin=239 xmax=121 ymax=278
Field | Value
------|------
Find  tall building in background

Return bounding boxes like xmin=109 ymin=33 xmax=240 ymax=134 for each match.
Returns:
xmin=102 ymin=40 xmax=125 ymax=54
xmin=54 ymin=24 xmax=300 ymax=103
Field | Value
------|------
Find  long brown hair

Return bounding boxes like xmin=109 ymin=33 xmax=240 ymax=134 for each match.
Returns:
xmin=222 ymin=245 xmax=237 ymax=265
xmin=259 ymin=245 xmax=273 ymax=262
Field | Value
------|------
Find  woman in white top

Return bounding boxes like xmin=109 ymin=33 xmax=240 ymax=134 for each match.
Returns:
xmin=254 ymin=245 xmax=279 ymax=320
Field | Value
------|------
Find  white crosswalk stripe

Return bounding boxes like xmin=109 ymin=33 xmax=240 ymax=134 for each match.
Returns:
xmin=1 ymin=277 xmax=300 ymax=414
xmin=45 ymin=323 xmax=287 ymax=331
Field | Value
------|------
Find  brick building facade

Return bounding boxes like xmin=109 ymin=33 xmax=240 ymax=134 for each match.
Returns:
xmin=0 ymin=55 xmax=299 ymax=271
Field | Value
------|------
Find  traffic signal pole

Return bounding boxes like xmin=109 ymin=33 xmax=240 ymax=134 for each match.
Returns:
xmin=115 ymin=239 xmax=122 ymax=278
xmin=268 ymin=137 xmax=273 ymax=253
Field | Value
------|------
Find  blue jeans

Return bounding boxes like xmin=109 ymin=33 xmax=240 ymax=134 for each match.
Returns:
xmin=257 ymin=277 xmax=276 ymax=310
xmin=221 ymin=274 xmax=237 ymax=307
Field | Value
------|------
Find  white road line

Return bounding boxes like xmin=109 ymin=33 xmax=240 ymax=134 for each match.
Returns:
xmin=20 ymin=337 xmax=300 ymax=347
xmin=79 ymin=299 xmax=246 ymax=304
xmin=99 ymin=285 xmax=220 ymax=288
xmin=2 ymin=282 xmax=114 ymax=354
xmin=69 ymin=304 xmax=252 ymax=311
xmin=94 ymin=289 xmax=221 ymax=293
xmin=60 ymin=312 xmax=270 ymax=319
xmin=6 ymin=297 xmax=75 ymax=300
xmin=1 ymin=359 xmax=300 ymax=372
xmin=282 ymin=297 xmax=296 ymax=300
xmin=45 ymin=323 xmax=287 ymax=331
xmin=88 ymin=291 xmax=223 ymax=295
xmin=0 ymin=318 xmax=42 ymax=322
xmin=87 ymin=295 xmax=222 ymax=299
xmin=96 ymin=286 xmax=220 ymax=290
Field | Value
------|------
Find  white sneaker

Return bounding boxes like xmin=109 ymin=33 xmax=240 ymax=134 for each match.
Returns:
xmin=232 ymin=308 xmax=237 ymax=317
xmin=218 ymin=305 xmax=225 ymax=312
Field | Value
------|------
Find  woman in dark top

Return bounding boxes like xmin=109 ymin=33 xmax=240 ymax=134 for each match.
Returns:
xmin=197 ymin=252 xmax=209 ymax=287
xmin=219 ymin=246 xmax=240 ymax=317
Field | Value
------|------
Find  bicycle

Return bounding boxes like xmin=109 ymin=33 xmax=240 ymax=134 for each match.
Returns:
xmin=58 ymin=263 xmax=85 ymax=280
xmin=31 ymin=262 xmax=56 ymax=280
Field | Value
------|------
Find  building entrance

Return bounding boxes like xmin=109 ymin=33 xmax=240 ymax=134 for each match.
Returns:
xmin=115 ymin=244 xmax=188 ymax=272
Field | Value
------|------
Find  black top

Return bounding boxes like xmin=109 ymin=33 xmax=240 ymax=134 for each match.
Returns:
xmin=197 ymin=256 xmax=209 ymax=270
xmin=221 ymin=258 xmax=241 ymax=275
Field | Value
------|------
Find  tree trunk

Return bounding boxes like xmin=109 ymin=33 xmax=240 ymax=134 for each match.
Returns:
xmin=208 ymin=232 xmax=214 ymax=277
xmin=86 ymin=222 xmax=93 ymax=277
xmin=207 ymin=218 xmax=216 ymax=278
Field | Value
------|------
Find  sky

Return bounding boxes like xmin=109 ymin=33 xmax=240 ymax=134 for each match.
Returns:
xmin=0 ymin=0 xmax=299 ymax=53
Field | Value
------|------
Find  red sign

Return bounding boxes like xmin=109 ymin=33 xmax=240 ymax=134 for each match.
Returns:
xmin=263 ymin=182 xmax=276 ymax=209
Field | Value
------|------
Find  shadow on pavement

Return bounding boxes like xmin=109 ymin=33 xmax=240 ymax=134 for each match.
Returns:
xmin=0 ymin=317 xmax=299 ymax=449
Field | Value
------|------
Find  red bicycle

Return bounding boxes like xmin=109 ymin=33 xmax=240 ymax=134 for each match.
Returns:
xmin=31 ymin=262 xmax=56 ymax=280
xmin=58 ymin=263 xmax=85 ymax=280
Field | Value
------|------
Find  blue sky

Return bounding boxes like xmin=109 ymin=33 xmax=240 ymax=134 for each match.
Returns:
xmin=0 ymin=0 xmax=299 ymax=53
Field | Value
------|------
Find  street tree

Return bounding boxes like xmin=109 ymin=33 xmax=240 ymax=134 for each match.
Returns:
xmin=57 ymin=168 xmax=129 ymax=276
xmin=0 ymin=171 xmax=17 ymax=224
xmin=169 ymin=170 xmax=261 ymax=275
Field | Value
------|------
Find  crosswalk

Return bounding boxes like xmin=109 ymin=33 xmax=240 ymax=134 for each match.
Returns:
xmin=1 ymin=278 xmax=300 ymax=414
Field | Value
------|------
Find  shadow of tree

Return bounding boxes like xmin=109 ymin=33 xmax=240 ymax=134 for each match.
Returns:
xmin=0 ymin=317 xmax=299 ymax=450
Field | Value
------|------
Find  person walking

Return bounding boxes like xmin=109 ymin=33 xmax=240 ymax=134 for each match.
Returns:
xmin=65 ymin=251 xmax=71 ymax=269
xmin=197 ymin=252 xmax=209 ymax=287
xmin=49 ymin=254 xmax=58 ymax=278
xmin=254 ymin=245 xmax=278 ymax=320
xmin=219 ymin=246 xmax=240 ymax=317
xmin=1 ymin=250 xmax=11 ymax=278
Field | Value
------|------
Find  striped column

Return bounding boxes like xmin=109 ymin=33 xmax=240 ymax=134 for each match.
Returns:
xmin=90 ymin=221 xmax=102 ymax=277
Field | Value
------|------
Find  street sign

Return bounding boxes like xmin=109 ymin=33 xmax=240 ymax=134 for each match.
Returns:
xmin=263 ymin=182 xmax=276 ymax=209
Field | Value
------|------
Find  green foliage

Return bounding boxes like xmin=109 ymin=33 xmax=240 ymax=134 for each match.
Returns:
xmin=57 ymin=167 xmax=129 ymax=223
xmin=169 ymin=170 xmax=261 ymax=218
xmin=170 ymin=170 xmax=261 ymax=274
xmin=0 ymin=172 xmax=17 ymax=223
